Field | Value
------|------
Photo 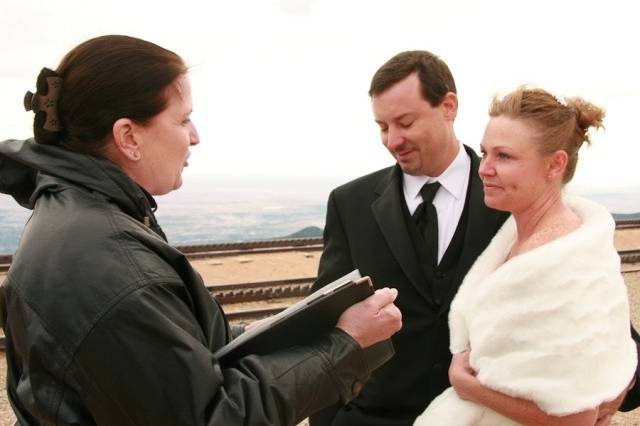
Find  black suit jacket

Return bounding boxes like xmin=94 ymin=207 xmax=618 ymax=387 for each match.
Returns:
xmin=310 ymin=146 xmax=509 ymax=426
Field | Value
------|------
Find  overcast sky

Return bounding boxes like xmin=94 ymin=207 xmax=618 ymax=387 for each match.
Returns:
xmin=1 ymin=0 xmax=638 ymax=193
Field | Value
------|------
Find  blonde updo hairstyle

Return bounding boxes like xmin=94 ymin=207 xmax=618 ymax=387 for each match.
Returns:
xmin=489 ymin=87 xmax=605 ymax=183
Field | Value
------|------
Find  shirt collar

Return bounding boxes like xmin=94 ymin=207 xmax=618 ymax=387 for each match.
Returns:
xmin=402 ymin=142 xmax=470 ymax=203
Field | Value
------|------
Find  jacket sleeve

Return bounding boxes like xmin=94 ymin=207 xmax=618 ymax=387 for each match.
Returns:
xmin=309 ymin=190 xmax=356 ymax=425
xmin=71 ymin=282 xmax=370 ymax=426
xmin=312 ymin=190 xmax=355 ymax=292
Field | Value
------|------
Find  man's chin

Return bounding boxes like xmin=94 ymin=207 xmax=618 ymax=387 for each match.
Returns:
xmin=397 ymin=162 xmax=422 ymax=176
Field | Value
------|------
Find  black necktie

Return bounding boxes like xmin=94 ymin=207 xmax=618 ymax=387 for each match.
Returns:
xmin=413 ymin=181 xmax=441 ymax=267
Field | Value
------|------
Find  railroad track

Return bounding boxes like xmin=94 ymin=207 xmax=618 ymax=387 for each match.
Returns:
xmin=621 ymin=249 xmax=640 ymax=264
xmin=617 ymin=219 xmax=640 ymax=230
xmin=0 ymin=238 xmax=324 ymax=272
xmin=176 ymin=238 xmax=323 ymax=260
xmin=207 ymin=277 xmax=315 ymax=304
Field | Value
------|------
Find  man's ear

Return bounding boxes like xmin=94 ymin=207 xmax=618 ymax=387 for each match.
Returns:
xmin=441 ymin=92 xmax=458 ymax=121
xmin=547 ymin=149 xmax=568 ymax=181
xmin=112 ymin=118 xmax=142 ymax=161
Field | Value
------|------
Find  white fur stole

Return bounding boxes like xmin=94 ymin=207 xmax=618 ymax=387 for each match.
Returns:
xmin=415 ymin=196 xmax=637 ymax=425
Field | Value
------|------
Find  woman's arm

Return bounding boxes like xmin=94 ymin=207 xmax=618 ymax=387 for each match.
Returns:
xmin=449 ymin=351 xmax=598 ymax=426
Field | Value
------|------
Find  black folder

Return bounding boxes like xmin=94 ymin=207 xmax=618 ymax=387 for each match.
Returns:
xmin=214 ymin=270 xmax=395 ymax=370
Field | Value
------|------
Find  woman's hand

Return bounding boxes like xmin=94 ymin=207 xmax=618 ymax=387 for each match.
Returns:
xmin=449 ymin=350 xmax=480 ymax=402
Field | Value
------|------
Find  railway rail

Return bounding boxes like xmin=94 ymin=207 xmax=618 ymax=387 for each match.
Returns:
xmin=617 ymin=219 xmax=640 ymax=230
xmin=170 ymin=238 xmax=323 ymax=262
xmin=0 ymin=237 xmax=324 ymax=272
xmin=621 ymin=249 xmax=640 ymax=264
xmin=207 ymin=277 xmax=314 ymax=304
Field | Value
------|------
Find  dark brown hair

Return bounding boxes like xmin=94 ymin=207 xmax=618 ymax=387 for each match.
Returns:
xmin=34 ymin=35 xmax=188 ymax=156
xmin=489 ymin=87 xmax=605 ymax=183
xmin=369 ymin=50 xmax=456 ymax=107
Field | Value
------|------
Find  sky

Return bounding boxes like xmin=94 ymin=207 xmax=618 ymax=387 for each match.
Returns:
xmin=1 ymin=0 xmax=639 ymax=193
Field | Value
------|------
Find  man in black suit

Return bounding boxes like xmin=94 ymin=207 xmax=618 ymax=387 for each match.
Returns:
xmin=310 ymin=50 xmax=640 ymax=426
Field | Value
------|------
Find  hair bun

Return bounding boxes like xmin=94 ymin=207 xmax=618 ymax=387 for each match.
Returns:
xmin=567 ymin=98 xmax=605 ymax=131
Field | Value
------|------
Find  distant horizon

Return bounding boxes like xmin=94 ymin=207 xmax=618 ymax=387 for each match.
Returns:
xmin=1 ymin=176 xmax=638 ymax=255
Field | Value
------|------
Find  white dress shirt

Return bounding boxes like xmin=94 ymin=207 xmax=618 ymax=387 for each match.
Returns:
xmin=403 ymin=143 xmax=470 ymax=264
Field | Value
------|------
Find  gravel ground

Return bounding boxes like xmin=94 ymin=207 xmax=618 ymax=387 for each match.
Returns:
xmin=0 ymin=242 xmax=638 ymax=424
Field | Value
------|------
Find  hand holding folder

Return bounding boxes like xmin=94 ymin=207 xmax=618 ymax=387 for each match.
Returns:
xmin=214 ymin=270 xmax=397 ymax=371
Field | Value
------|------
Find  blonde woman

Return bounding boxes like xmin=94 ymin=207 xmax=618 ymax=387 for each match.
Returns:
xmin=415 ymin=87 xmax=636 ymax=426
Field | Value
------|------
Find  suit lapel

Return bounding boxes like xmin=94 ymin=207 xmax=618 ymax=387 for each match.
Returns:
xmin=448 ymin=146 xmax=508 ymax=303
xmin=371 ymin=166 xmax=435 ymax=305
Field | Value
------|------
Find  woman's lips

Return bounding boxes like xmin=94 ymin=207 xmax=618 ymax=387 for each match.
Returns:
xmin=483 ymin=183 xmax=502 ymax=191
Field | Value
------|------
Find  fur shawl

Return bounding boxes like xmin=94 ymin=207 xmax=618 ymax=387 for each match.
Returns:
xmin=415 ymin=196 xmax=636 ymax=425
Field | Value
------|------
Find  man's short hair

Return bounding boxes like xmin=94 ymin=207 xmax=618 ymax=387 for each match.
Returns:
xmin=369 ymin=50 xmax=457 ymax=107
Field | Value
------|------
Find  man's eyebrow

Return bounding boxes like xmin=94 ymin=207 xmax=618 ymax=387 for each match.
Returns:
xmin=393 ymin=113 xmax=414 ymax=122
xmin=375 ymin=113 xmax=412 ymax=125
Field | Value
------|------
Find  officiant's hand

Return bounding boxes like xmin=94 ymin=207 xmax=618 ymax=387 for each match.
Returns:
xmin=449 ymin=350 xmax=480 ymax=402
xmin=336 ymin=287 xmax=402 ymax=348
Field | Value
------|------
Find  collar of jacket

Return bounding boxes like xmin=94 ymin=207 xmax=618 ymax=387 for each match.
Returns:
xmin=0 ymin=138 xmax=164 ymax=238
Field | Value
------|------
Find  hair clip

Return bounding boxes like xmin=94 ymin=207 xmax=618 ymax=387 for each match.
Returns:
xmin=552 ymin=93 xmax=568 ymax=108
xmin=24 ymin=71 xmax=63 ymax=132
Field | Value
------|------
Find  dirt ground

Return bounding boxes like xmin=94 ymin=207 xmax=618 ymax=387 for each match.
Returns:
xmin=0 ymin=227 xmax=639 ymax=425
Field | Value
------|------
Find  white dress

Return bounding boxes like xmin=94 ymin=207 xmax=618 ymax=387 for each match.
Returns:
xmin=414 ymin=196 xmax=637 ymax=426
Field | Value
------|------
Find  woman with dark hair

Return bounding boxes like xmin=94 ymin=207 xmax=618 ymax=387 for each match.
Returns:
xmin=414 ymin=87 xmax=637 ymax=426
xmin=0 ymin=35 xmax=402 ymax=425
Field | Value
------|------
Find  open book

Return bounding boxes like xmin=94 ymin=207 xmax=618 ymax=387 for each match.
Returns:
xmin=214 ymin=269 xmax=395 ymax=370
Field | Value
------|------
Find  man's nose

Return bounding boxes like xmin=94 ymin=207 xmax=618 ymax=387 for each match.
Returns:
xmin=386 ymin=127 xmax=404 ymax=150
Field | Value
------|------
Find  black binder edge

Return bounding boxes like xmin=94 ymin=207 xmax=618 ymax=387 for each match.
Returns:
xmin=214 ymin=269 xmax=395 ymax=371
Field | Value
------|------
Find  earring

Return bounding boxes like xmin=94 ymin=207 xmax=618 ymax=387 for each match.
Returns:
xmin=131 ymin=151 xmax=141 ymax=160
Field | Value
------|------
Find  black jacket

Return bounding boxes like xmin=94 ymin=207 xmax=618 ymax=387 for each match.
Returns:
xmin=0 ymin=139 xmax=372 ymax=426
